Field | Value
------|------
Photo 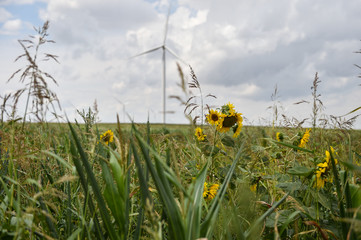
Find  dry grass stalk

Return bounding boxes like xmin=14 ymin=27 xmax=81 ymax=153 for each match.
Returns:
xmin=7 ymin=20 xmax=61 ymax=127
xmin=170 ymin=63 xmax=216 ymax=125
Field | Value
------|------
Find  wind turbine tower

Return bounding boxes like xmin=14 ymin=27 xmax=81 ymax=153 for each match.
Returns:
xmin=131 ymin=6 xmax=186 ymax=124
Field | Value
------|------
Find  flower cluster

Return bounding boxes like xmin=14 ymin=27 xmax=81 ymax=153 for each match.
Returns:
xmin=315 ymin=146 xmax=338 ymax=189
xmin=203 ymin=182 xmax=220 ymax=201
xmin=100 ymin=129 xmax=114 ymax=145
xmin=206 ymin=103 xmax=243 ymax=138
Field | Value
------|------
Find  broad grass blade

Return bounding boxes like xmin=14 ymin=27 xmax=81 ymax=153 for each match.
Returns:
xmin=200 ymin=145 xmax=243 ymax=238
xmin=272 ymin=140 xmax=314 ymax=153
xmin=245 ymin=193 xmax=289 ymax=239
xmin=329 ymin=146 xmax=348 ymax=239
xmin=69 ymin=132 xmax=105 ymax=240
xmin=68 ymin=122 xmax=118 ymax=240
xmin=133 ymin=125 xmax=185 ymax=240
xmin=185 ymin=160 xmax=209 ymax=240
xmin=131 ymin=141 xmax=152 ymax=240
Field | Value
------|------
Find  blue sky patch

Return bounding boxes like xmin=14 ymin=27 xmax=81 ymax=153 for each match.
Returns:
xmin=5 ymin=2 xmax=47 ymax=28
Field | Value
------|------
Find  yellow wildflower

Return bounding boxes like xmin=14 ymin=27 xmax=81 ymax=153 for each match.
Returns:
xmin=250 ymin=184 xmax=257 ymax=192
xmin=217 ymin=112 xmax=243 ymax=135
xmin=207 ymin=103 xmax=243 ymax=138
xmin=232 ymin=113 xmax=243 ymax=138
xmin=195 ymin=127 xmax=206 ymax=141
xmin=100 ymin=130 xmax=114 ymax=145
xmin=206 ymin=109 xmax=222 ymax=126
xmin=315 ymin=173 xmax=326 ymax=189
xmin=221 ymin=102 xmax=236 ymax=115
xmin=325 ymin=146 xmax=338 ymax=165
xmin=298 ymin=129 xmax=311 ymax=148
xmin=203 ymin=182 xmax=219 ymax=201
xmin=317 ymin=162 xmax=328 ymax=169
xmin=276 ymin=132 xmax=284 ymax=142
xmin=314 ymin=148 xmax=338 ymax=189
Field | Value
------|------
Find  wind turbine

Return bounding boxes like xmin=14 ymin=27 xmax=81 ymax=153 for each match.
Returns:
xmin=130 ymin=6 xmax=187 ymax=124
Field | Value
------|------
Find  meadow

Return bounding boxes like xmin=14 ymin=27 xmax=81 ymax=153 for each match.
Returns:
xmin=1 ymin=21 xmax=361 ymax=240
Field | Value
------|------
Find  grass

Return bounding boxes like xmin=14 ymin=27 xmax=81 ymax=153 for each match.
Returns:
xmin=1 ymin=120 xmax=361 ymax=239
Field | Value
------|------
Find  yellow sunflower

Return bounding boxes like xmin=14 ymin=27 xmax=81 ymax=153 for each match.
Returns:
xmin=206 ymin=109 xmax=222 ymax=126
xmin=317 ymin=162 xmax=328 ymax=169
xmin=298 ymin=129 xmax=311 ymax=148
xmin=276 ymin=132 xmax=284 ymax=142
xmin=217 ymin=112 xmax=243 ymax=134
xmin=314 ymin=153 xmax=336 ymax=189
xmin=221 ymin=102 xmax=236 ymax=115
xmin=195 ymin=127 xmax=206 ymax=141
xmin=203 ymin=182 xmax=219 ymax=201
xmin=325 ymin=146 xmax=338 ymax=165
xmin=100 ymin=129 xmax=114 ymax=145
xmin=232 ymin=113 xmax=243 ymax=138
xmin=315 ymin=172 xmax=326 ymax=189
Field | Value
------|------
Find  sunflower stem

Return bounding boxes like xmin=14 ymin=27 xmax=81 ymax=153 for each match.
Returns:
xmin=210 ymin=128 xmax=218 ymax=182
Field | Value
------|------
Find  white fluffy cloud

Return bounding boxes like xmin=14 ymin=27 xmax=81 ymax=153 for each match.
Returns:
xmin=1 ymin=0 xmax=360 ymax=127
xmin=1 ymin=18 xmax=22 ymax=34
xmin=0 ymin=7 xmax=12 ymax=22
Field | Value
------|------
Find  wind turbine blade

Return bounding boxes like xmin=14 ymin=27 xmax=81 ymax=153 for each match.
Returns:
xmin=165 ymin=46 xmax=188 ymax=65
xmin=129 ymin=46 xmax=163 ymax=59
xmin=162 ymin=46 xmax=166 ymax=124
xmin=163 ymin=5 xmax=171 ymax=45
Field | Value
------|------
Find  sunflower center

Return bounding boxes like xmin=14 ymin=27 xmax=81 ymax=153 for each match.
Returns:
xmin=102 ymin=134 xmax=110 ymax=142
xmin=211 ymin=114 xmax=219 ymax=122
xmin=222 ymin=115 xmax=237 ymax=128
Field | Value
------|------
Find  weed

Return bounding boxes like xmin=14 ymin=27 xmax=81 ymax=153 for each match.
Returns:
xmin=7 ymin=21 xmax=61 ymax=128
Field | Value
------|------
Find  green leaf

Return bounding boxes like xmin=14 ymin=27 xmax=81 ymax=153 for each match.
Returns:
xmin=345 ymin=106 xmax=361 ymax=115
xmin=109 ymin=150 xmax=126 ymax=197
xmin=279 ymin=210 xmax=301 ymax=235
xmin=185 ymin=161 xmax=209 ymax=240
xmin=67 ymin=228 xmax=82 ymax=240
xmin=265 ymin=210 xmax=294 ymax=228
xmin=221 ymin=135 xmax=235 ymax=147
xmin=341 ymin=161 xmax=361 ymax=176
xmin=276 ymin=181 xmax=302 ymax=192
xmin=100 ymin=159 xmax=125 ymax=234
xmin=349 ymin=184 xmax=361 ymax=209
xmin=287 ymin=166 xmax=313 ymax=177
xmin=272 ymin=140 xmax=314 ymax=153
xmin=309 ymin=189 xmax=331 ymax=210
xmin=245 ymin=193 xmax=289 ymax=239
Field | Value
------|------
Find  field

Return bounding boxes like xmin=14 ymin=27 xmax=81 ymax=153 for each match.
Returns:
xmin=2 ymin=21 xmax=361 ymax=240
xmin=1 ymin=118 xmax=361 ymax=240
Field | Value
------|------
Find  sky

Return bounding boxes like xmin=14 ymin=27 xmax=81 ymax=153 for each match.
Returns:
xmin=1 ymin=0 xmax=361 ymax=128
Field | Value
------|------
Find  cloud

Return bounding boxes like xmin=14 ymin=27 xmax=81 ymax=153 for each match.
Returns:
xmin=1 ymin=18 xmax=22 ymax=34
xmin=1 ymin=0 xmax=360 ymax=128
xmin=1 ymin=0 xmax=38 ymax=4
xmin=39 ymin=0 xmax=158 ymax=45
xmin=0 ymin=7 xmax=12 ymax=22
